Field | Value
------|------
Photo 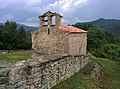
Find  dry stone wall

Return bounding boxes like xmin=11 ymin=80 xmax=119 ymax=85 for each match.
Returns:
xmin=0 ymin=54 xmax=91 ymax=89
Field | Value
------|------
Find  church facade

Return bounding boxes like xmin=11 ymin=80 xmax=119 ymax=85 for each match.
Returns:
xmin=32 ymin=11 xmax=87 ymax=57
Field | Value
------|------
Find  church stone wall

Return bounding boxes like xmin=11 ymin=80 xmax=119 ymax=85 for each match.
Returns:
xmin=32 ymin=27 xmax=87 ymax=57
xmin=32 ymin=26 xmax=70 ymax=56
xmin=69 ymin=33 xmax=87 ymax=55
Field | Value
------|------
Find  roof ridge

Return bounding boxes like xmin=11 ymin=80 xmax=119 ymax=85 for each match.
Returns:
xmin=60 ymin=25 xmax=87 ymax=33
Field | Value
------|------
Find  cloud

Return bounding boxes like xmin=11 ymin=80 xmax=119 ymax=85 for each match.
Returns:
xmin=49 ymin=0 xmax=87 ymax=11
xmin=0 ymin=0 xmax=120 ymax=26
xmin=47 ymin=0 xmax=89 ymax=24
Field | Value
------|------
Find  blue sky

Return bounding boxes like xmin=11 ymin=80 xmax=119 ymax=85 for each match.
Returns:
xmin=0 ymin=0 xmax=120 ymax=27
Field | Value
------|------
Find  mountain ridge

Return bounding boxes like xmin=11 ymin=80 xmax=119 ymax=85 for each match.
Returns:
xmin=87 ymin=18 xmax=120 ymax=34
xmin=16 ymin=23 xmax=38 ymax=32
xmin=1 ymin=18 xmax=120 ymax=33
xmin=0 ymin=23 xmax=38 ymax=32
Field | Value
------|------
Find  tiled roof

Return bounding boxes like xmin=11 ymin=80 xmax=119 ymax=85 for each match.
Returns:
xmin=60 ymin=25 xmax=87 ymax=33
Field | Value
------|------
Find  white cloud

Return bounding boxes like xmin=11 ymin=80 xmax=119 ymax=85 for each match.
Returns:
xmin=0 ymin=0 xmax=89 ymax=25
xmin=0 ymin=0 xmax=13 ymax=8
xmin=0 ymin=0 xmax=120 ymax=26
xmin=1 ymin=14 xmax=14 ymax=22
xmin=50 ymin=0 xmax=88 ymax=11
xmin=27 ymin=0 xmax=41 ymax=6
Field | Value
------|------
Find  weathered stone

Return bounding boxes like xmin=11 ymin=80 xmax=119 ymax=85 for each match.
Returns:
xmin=91 ymin=63 xmax=103 ymax=79
xmin=0 ymin=62 xmax=13 ymax=69
xmin=32 ymin=11 xmax=87 ymax=57
xmin=8 ymin=65 xmax=28 ymax=85
xmin=13 ymin=80 xmax=26 ymax=89
xmin=0 ymin=68 xmax=10 ymax=77
xmin=0 ymin=85 xmax=7 ymax=89
xmin=15 ymin=60 xmax=26 ymax=66
xmin=0 ymin=77 xmax=7 ymax=84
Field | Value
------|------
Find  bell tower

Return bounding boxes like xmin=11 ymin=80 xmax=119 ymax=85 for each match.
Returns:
xmin=38 ymin=11 xmax=63 ymax=29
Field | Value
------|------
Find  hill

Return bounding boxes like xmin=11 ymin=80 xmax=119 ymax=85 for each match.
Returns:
xmin=89 ymin=18 xmax=120 ymax=34
xmin=19 ymin=18 xmax=120 ymax=33
xmin=1 ymin=18 xmax=120 ymax=33
xmin=17 ymin=23 xmax=38 ymax=32
xmin=52 ymin=58 xmax=120 ymax=89
xmin=74 ymin=18 xmax=120 ymax=35
xmin=0 ymin=23 xmax=38 ymax=32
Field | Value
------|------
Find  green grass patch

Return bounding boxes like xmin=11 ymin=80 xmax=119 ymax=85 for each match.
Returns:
xmin=0 ymin=50 xmax=32 ymax=62
xmin=52 ymin=58 xmax=120 ymax=89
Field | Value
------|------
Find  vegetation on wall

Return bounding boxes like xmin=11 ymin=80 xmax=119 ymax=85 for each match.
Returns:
xmin=73 ymin=23 xmax=120 ymax=62
xmin=0 ymin=20 xmax=32 ymax=50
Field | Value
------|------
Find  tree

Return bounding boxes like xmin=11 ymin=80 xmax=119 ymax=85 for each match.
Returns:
xmin=5 ymin=20 xmax=17 ymax=30
xmin=16 ymin=26 xmax=31 ymax=49
xmin=0 ymin=21 xmax=31 ymax=50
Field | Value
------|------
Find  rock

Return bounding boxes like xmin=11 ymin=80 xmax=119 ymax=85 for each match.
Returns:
xmin=0 ymin=68 xmax=10 ymax=77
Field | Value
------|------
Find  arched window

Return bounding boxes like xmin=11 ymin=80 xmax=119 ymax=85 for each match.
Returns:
xmin=52 ymin=16 xmax=56 ymax=25
xmin=44 ymin=16 xmax=48 ymax=25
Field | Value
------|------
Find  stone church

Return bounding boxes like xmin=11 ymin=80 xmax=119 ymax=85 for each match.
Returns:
xmin=32 ymin=11 xmax=87 ymax=57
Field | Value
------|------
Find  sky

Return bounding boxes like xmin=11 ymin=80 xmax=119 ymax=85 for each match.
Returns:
xmin=0 ymin=0 xmax=120 ymax=27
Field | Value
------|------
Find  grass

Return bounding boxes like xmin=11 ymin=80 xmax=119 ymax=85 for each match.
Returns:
xmin=0 ymin=50 xmax=32 ymax=62
xmin=52 ymin=58 xmax=120 ymax=89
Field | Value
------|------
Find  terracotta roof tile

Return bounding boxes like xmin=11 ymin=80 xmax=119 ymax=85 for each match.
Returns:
xmin=60 ymin=25 xmax=87 ymax=33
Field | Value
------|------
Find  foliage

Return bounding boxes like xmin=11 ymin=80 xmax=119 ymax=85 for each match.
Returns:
xmin=52 ymin=58 xmax=120 ymax=89
xmin=73 ymin=23 xmax=120 ymax=62
xmin=95 ymin=44 xmax=120 ymax=62
xmin=72 ymin=23 xmax=96 ymax=31
xmin=0 ymin=50 xmax=32 ymax=62
xmin=0 ymin=20 xmax=32 ymax=50
xmin=90 ymin=18 xmax=120 ymax=35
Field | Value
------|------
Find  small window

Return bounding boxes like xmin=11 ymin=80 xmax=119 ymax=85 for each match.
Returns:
xmin=79 ymin=44 xmax=82 ymax=54
xmin=52 ymin=16 xmax=56 ymax=25
xmin=44 ymin=16 xmax=48 ymax=25
xmin=48 ymin=28 xmax=50 ymax=35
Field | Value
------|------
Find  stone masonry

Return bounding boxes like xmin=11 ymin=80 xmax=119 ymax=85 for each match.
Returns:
xmin=0 ymin=54 xmax=91 ymax=89
xmin=32 ymin=11 xmax=87 ymax=58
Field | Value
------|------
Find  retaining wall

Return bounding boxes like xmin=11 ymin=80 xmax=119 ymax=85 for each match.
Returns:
xmin=0 ymin=54 xmax=91 ymax=89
